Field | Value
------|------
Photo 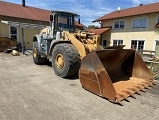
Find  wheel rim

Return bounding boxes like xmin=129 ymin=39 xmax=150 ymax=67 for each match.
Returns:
xmin=55 ymin=54 xmax=64 ymax=69
xmin=33 ymin=48 xmax=37 ymax=58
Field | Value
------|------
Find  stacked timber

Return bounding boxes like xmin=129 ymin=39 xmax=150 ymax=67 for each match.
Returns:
xmin=0 ymin=37 xmax=17 ymax=52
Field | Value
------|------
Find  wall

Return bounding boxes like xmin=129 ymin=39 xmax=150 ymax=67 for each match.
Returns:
xmin=101 ymin=30 xmax=111 ymax=46
xmin=101 ymin=13 xmax=159 ymax=51
xmin=0 ymin=22 xmax=9 ymax=37
xmin=18 ymin=28 xmax=39 ymax=49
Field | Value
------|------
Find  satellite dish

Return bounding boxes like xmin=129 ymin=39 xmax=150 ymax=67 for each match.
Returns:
xmin=117 ymin=7 xmax=120 ymax=12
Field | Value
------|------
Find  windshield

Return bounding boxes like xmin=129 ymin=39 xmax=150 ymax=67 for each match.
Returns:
xmin=57 ymin=12 xmax=75 ymax=32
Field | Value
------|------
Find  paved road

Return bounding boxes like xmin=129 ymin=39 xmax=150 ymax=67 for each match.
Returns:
xmin=0 ymin=52 xmax=159 ymax=120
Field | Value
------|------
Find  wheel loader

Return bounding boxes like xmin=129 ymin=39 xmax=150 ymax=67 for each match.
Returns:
xmin=33 ymin=10 xmax=155 ymax=104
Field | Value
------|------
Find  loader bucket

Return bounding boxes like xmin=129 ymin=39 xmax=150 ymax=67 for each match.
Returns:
xmin=79 ymin=49 xmax=154 ymax=103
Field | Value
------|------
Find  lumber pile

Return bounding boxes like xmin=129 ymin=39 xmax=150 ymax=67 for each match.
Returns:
xmin=0 ymin=37 xmax=17 ymax=52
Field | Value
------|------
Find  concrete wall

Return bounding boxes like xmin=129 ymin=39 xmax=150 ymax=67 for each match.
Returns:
xmin=101 ymin=13 xmax=159 ymax=51
xmin=18 ymin=28 xmax=39 ymax=49
xmin=0 ymin=22 xmax=9 ymax=37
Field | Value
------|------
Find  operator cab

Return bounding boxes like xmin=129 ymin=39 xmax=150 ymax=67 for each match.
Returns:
xmin=50 ymin=10 xmax=80 ymax=33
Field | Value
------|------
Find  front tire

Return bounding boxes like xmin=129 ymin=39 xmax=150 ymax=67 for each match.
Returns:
xmin=33 ymin=41 xmax=48 ymax=65
xmin=52 ymin=43 xmax=81 ymax=78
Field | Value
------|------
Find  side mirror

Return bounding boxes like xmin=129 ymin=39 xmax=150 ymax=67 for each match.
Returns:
xmin=50 ymin=14 xmax=54 ymax=22
xmin=78 ymin=15 xmax=80 ymax=24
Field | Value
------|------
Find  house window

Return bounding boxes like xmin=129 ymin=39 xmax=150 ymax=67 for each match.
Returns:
xmin=132 ymin=18 xmax=147 ymax=29
xmin=131 ymin=40 xmax=144 ymax=50
xmin=10 ymin=26 xmax=17 ymax=41
xmin=113 ymin=40 xmax=123 ymax=46
xmin=114 ymin=20 xmax=125 ymax=29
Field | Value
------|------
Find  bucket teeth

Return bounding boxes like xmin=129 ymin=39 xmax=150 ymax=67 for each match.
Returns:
xmin=141 ymin=81 xmax=153 ymax=86
xmin=116 ymin=89 xmax=136 ymax=102
xmin=122 ymin=90 xmax=134 ymax=96
xmin=145 ymin=87 xmax=151 ymax=90
xmin=134 ymin=85 xmax=143 ymax=90
xmin=116 ymin=93 xmax=131 ymax=102
xmin=116 ymin=94 xmax=124 ymax=102
xmin=136 ymin=85 xmax=146 ymax=91
xmin=127 ymin=88 xmax=140 ymax=97
xmin=148 ymin=84 xmax=153 ymax=87
xmin=123 ymin=96 xmax=130 ymax=102
xmin=128 ymin=87 xmax=139 ymax=93
xmin=115 ymin=98 xmax=123 ymax=106
xmin=140 ymin=89 xmax=146 ymax=92
xmin=129 ymin=94 xmax=136 ymax=99
xmin=127 ymin=88 xmax=136 ymax=92
xmin=135 ymin=91 xmax=141 ymax=95
xmin=138 ymin=83 xmax=148 ymax=88
xmin=122 ymin=90 xmax=136 ymax=98
xmin=152 ymin=82 xmax=157 ymax=85
xmin=121 ymin=94 xmax=130 ymax=102
xmin=118 ymin=91 xmax=136 ymax=99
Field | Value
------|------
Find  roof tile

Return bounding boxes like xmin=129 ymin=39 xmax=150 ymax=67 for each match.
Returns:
xmin=93 ymin=2 xmax=159 ymax=22
xmin=0 ymin=1 xmax=50 ymax=22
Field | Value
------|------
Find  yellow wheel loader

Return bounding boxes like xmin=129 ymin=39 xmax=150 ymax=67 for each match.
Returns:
xmin=33 ymin=10 xmax=155 ymax=104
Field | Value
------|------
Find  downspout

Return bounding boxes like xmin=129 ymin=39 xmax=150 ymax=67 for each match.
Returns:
xmin=0 ymin=20 xmax=1 ymax=36
xmin=22 ymin=28 xmax=25 ymax=54
xmin=21 ymin=0 xmax=25 ymax=54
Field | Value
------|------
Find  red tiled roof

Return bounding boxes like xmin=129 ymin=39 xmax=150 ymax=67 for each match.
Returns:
xmin=0 ymin=1 xmax=84 ymax=26
xmin=0 ymin=1 xmax=50 ymax=22
xmin=93 ymin=2 xmax=159 ymax=22
xmin=87 ymin=27 xmax=110 ymax=35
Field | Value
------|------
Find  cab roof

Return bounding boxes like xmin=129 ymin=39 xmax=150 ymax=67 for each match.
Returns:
xmin=51 ymin=10 xmax=79 ymax=16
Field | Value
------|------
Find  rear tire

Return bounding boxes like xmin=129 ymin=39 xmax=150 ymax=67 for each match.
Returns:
xmin=33 ymin=41 xmax=48 ymax=65
xmin=52 ymin=43 xmax=81 ymax=78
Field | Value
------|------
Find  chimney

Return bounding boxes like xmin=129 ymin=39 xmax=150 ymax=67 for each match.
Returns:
xmin=22 ymin=0 xmax=25 ymax=7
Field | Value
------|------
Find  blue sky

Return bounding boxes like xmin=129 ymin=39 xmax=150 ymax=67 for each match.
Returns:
xmin=4 ymin=0 xmax=159 ymax=26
